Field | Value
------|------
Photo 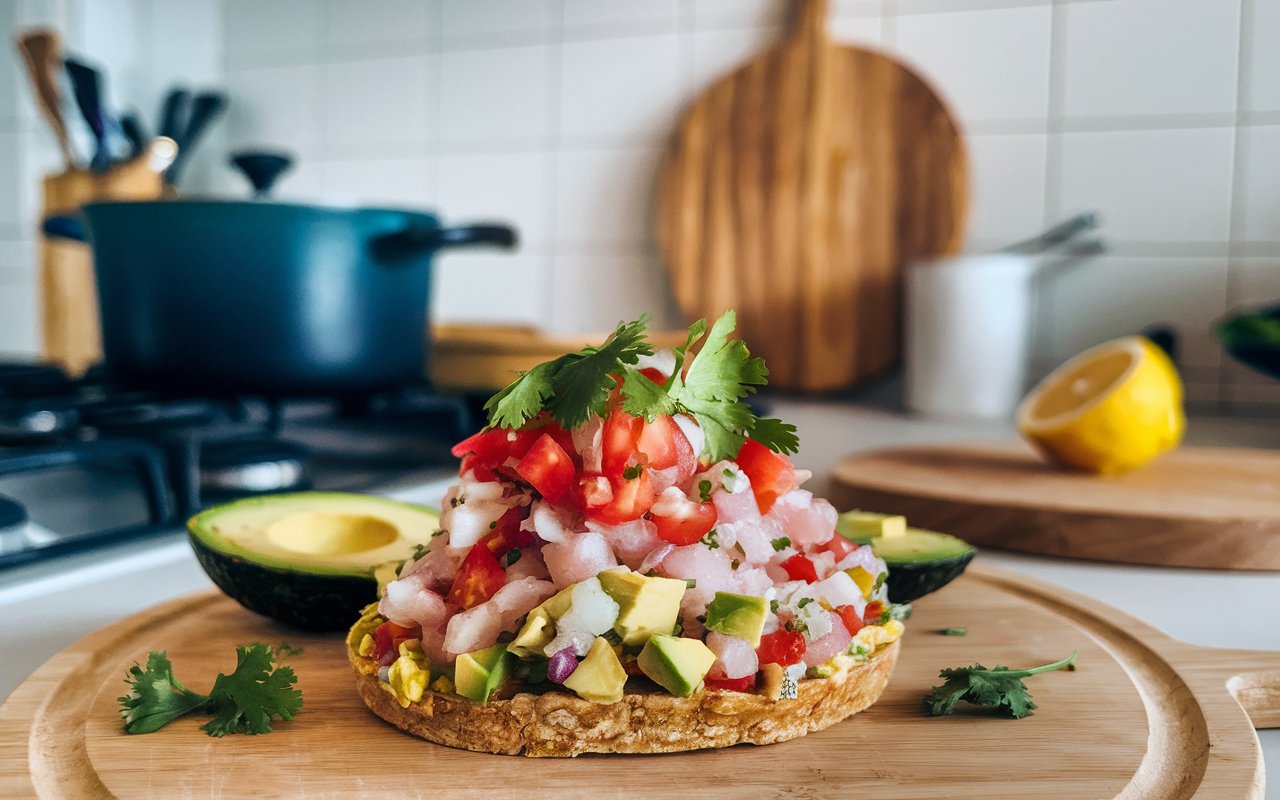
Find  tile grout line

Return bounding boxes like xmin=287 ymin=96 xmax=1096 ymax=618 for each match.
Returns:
xmin=1221 ymin=0 xmax=1255 ymax=409
xmin=542 ymin=0 xmax=566 ymax=330
xmin=1034 ymin=0 xmax=1070 ymax=370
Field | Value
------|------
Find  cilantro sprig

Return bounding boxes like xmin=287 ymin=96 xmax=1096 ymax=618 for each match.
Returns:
xmin=924 ymin=652 xmax=1076 ymax=719
xmin=482 ymin=311 xmax=798 ymax=461
xmin=118 ymin=644 xmax=303 ymax=736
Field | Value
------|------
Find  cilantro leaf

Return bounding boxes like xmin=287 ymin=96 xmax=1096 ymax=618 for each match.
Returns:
xmin=749 ymin=416 xmax=799 ymax=456
xmin=548 ymin=317 xmax=652 ymax=427
xmin=484 ymin=359 xmax=564 ymax=430
xmin=118 ymin=651 xmax=209 ymax=734
xmin=924 ymin=652 xmax=1076 ymax=719
xmin=665 ymin=310 xmax=786 ymax=460
xmin=117 ymin=644 xmax=302 ymax=736
xmin=478 ymin=310 xmax=798 ymax=461
xmin=619 ymin=366 xmax=677 ymax=419
xmin=483 ymin=318 xmax=652 ymax=430
xmin=201 ymin=644 xmax=303 ymax=737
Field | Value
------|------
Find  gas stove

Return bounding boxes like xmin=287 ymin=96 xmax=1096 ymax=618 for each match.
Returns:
xmin=0 ymin=362 xmax=471 ymax=569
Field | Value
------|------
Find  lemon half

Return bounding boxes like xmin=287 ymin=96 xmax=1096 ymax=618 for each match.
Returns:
xmin=1016 ymin=337 xmax=1185 ymax=474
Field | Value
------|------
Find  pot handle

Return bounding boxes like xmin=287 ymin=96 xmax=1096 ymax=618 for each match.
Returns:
xmin=370 ymin=221 xmax=518 ymax=263
xmin=42 ymin=215 xmax=88 ymax=242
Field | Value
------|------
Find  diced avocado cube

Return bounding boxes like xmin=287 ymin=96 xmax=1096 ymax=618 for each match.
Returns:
xmin=454 ymin=643 xmax=511 ymax=703
xmin=539 ymin=585 xmax=576 ymax=619
xmin=637 ymin=634 xmax=717 ymax=697
xmin=704 ymin=592 xmax=768 ymax=647
xmin=837 ymin=511 xmax=907 ymax=542
xmin=597 ymin=569 xmax=686 ymax=646
xmin=507 ymin=607 xmax=554 ymax=658
xmin=562 ymin=636 xmax=628 ymax=704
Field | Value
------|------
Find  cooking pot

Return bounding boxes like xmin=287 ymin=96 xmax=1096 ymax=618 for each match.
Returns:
xmin=45 ymin=199 xmax=517 ymax=396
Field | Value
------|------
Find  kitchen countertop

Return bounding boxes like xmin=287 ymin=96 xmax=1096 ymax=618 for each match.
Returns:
xmin=2 ymin=397 xmax=1277 ymax=795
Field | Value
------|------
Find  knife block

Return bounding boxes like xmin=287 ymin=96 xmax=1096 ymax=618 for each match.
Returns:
xmin=39 ymin=160 xmax=166 ymax=375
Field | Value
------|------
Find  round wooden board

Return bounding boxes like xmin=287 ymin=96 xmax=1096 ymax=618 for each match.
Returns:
xmin=829 ymin=442 xmax=1280 ymax=571
xmin=656 ymin=0 xmax=967 ymax=392
xmin=2 ymin=565 xmax=1277 ymax=798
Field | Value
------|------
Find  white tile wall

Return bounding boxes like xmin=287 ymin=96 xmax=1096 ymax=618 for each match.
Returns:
xmin=2 ymin=0 xmax=1278 ymax=411
xmin=1060 ymin=0 xmax=1240 ymax=119
xmin=1057 ymin=128 xmax=1235 ymax=244
xmin=894 ymin=6 xmax=1052 ymax=128
xmin=438 ymin=45 xmax=551 ymax=145
xmin=558 ymin=34 xmax=683 ymax=146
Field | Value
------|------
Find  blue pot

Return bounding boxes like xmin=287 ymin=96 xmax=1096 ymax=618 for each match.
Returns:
xmin=47 ymin=200 xmax=516 ymax=396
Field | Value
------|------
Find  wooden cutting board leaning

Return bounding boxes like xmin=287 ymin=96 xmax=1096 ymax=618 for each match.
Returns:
xmin=830 ymin=442 xmax=1280 ymax=571
xmin=1 ymin=564 xmax=1275 ymax=798
xmin=656 ymin=0 xmax=968 ymax=392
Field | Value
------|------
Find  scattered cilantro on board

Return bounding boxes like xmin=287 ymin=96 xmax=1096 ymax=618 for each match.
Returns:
xmin=118 ymin=644 xmax=303 ymax=736
xmin=924 ymin=652 xmax=1076 ymax=719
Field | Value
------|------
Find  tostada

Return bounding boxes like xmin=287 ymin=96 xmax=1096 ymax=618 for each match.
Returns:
xmin=347 ymin=312 xmax=903 ymax=756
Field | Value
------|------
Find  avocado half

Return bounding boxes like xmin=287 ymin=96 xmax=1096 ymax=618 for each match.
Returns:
xmin=188 ymin=492 xmax=440 ymax=631
xmin=836 ymin=512 xmax=977 ymax=604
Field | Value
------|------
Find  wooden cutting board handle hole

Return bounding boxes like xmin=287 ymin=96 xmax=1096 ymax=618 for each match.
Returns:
xmin=1228 ymin=669 xmax=1280 ymax=729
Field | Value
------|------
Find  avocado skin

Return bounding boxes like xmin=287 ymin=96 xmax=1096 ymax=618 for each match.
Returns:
xmin=190 ymin=534 xmax=376 ymax=631
xmin=885 ymin=550 xmax=976 ymax=604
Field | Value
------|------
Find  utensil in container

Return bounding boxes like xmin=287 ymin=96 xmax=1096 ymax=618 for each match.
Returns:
xmin=15 ymin=29 xmax=77 ymax=168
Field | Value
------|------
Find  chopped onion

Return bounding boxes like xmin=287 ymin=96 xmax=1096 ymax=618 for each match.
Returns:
xmin=673 ymin=414 xmax=705 ymax=459
xmin=547 ymin=647 xmax=579 ymax=684
xmin=638 ymin=543 xmax=675 ymax=574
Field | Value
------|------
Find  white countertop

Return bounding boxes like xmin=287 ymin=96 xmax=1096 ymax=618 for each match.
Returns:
xmin=2 ymin=398 xmax=1278 ymax=795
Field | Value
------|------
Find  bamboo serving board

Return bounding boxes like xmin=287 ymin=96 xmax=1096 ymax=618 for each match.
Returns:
xmin=656 ymin=0 xmax=968 ymax=393
xmin=2 ymin=564 xmax=1277 ymax=798
xmin=830 ymin=442 xmax=1280 ymax=571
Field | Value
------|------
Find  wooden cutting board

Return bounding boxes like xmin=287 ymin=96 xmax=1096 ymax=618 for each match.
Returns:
xmin=830 ymin=442 xmax=1280 ymax=571
xmin=656 ymin=0 xmax=968 ymax=393
xmin=3 ymin=564 xmax=1277 ymax=798
xmin=430 ymin=324 xmax=691 ymax=392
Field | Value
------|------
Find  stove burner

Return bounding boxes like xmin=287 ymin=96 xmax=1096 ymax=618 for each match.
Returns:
xmin=0 ymin=404 xmax=79 ymax=443
xmin=0 ymin=361 xmax=468 ymax=568
xmin=200 ymin=437 xmax=311 ymax=494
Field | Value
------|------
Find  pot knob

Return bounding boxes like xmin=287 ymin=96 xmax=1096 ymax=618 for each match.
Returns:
xmin=229 ymin=150 xmax=293 ymax=198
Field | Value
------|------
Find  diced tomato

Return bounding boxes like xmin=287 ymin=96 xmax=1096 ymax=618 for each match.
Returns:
xmin=540 ymin=422 xmax=580 ymax=468
xmin=756 ymin=630 xmax=806 ymax=667
xmin=459 ymin=452 xmax=498 ymax=482
xmin=635 ymin=414 xmax=682 ymax=471
xmin=450 ymin=428 xmax=508 ymax=461
xmin=504 ymin=427 xmax=542 ymax=460
xmin=863 ymin=600 xmax=886 ymax=624
xmin=638 ymin=367 xmax=668 ymax=384
xmin=601 ymin=409 xmax=693 ymax=478
xmin=601 ymin=410 xmax=644 ymax=475
xmin=704 ymin=674 xmax=757 ymax=692
xmin=479 ymin=507 xmax=534 ymax=555
xmin=516 ymin=433 xmax=577 ymax=502
xmin=372 ymin=620 xmax=419 ymax=665
xmin=650 ymin=500 xmax=717 ymax=546
xmin=821 ymin=533 xmax=856 ymax=561
xmin=584 ymin=470 xmax=655 ymax=525
xmin=780 ymin=553 xmax=819 ymax=583
xmin=835 ymin=604 xmax=865 ymax=636
xmin=446 ymin=545 xmax=508 ymax=609
xmin=451 ymin=426 xmax=541 ymax=480
xmin=735 ymin=439 xmax=797 ymax=514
